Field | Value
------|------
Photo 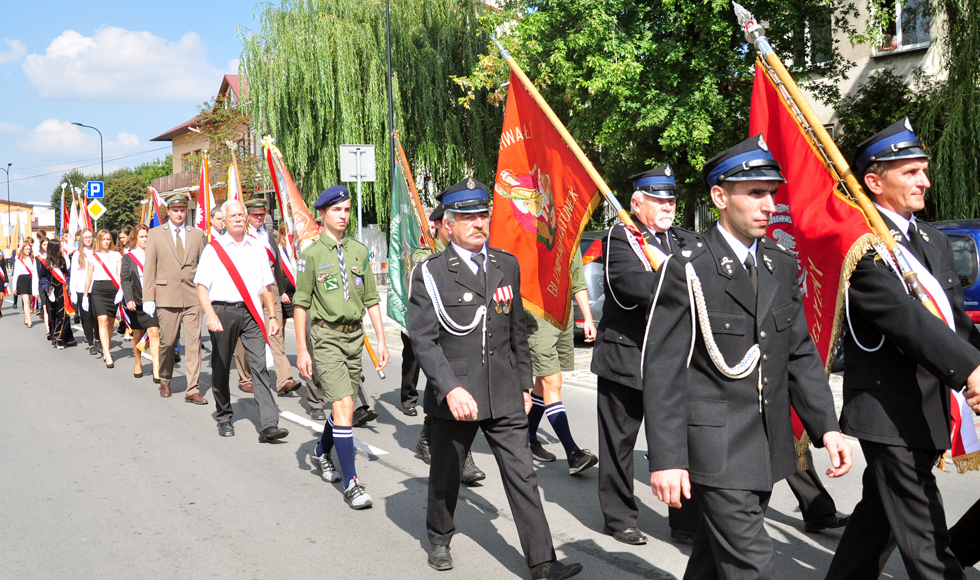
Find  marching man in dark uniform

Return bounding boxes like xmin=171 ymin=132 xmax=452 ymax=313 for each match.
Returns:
xmin=642 ymin=136 xmax=851 ymax=580
xmin=826 ymin=119 xmax=980 ymax=580
xmin=408 ymin=177 xmax=582 ymax=579
xmin=592 ymin=164 xmax=700 ymax=545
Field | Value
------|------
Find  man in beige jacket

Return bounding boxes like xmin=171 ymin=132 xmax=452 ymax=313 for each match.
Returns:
xmin=142 ymin=194 xmax=208 ymax=404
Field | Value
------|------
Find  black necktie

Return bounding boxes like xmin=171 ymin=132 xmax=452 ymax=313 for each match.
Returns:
xmin=657 ymin=232 xmax=670 ymax=254
xmin=745 ymin=253 xmax=759 ymax=294
xmin=471 ymin=253 xmax=486 ymax=294
xmin=908 ymin=223 xmax=930 ymax=269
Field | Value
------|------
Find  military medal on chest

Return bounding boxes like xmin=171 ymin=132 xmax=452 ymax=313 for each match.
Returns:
xmin=493 ymin=285 xmax=514 ymax=314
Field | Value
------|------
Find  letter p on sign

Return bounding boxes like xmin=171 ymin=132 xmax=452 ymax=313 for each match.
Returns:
xmin=87 ymin=181 xmax=104 ymax=199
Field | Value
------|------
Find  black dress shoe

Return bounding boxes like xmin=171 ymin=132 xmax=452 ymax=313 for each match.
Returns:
xmin=174 ymin=352 xmax=181 ymax=363
xmin=670 ymin=528 xmax=696 ymax=542
xmin=461 ymin=452 xmax=486 ymax=484
xmin=351 ymin=407 xmax=378 ymax=427
xmin=604 ymin=525 xmax=648 ymax=545
xmin=258 ymin=426 xmax=289 ymax=443
xmin=218 ymin=423 xmax=235 ymax=437
xmin=427 ymin=545 xmax=453 ymax=571
xmin=529 ymin=560 xmax=583 ymax=580
xmin=415 ymin=437 xmax=431 ymax=465
xmin=402 ymin=406 xmax=418 ymax=417
xmin=804 ymin=511 xmax=850 ymax=533
xmin=310 ymin=409 xmax=327 ymax=421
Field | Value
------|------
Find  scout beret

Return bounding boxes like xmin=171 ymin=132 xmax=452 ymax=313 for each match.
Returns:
xmin=429 ymin=203 xmax=445 ymax=222
xmin=314 ymin=185 xmax=351 ymax=210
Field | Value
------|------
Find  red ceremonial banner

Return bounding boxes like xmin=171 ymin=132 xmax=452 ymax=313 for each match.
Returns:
xmin=749 ymin=62 xmax=874 ymax=367
xmin=489 ymin=71 xmax=603 ymax=330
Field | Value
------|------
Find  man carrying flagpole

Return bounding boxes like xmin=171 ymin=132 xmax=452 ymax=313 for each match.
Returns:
xmin=195 ymin=199 xmax=288 ymax=443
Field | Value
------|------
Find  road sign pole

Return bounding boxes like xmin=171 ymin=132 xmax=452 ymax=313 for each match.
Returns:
xmin=356 ymin=150 xmax=363 ymax=243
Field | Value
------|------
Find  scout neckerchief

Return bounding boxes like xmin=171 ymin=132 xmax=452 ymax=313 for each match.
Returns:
xmin=47 ymin=266 xmax=76 ymax=316
xmin=209 ymin=239 xmax=275 ymax=368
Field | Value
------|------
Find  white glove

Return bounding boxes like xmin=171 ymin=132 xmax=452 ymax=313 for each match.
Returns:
xmin=114 ymin=289 xmax=124 ymax=304
xmin=143 ymin=301 xmax=155 ymax=317
xmin=82 ymin=296 xmax=89 ymax=311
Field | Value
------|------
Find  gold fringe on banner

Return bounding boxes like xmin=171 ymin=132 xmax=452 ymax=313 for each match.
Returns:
xmin=953 ymin=450 xmax=980 ymax=474
xmin=824 ymin=232 xmax=881 ymax=375
xmin=795 ymin=431 xmax=812 ymax=470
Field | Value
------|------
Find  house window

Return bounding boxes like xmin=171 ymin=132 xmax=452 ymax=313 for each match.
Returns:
xmin=879 ymin=0 xmax=931 ymax=53
xmin=805 ymin=13 xmax=833 ymax=66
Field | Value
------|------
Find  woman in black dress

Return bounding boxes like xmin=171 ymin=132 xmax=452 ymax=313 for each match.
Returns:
xmin=83 ymin=229 xmax=122 ymax=368
xmin=38 ymin=240 xmax=76 ymax=349
xmin=36 ymin=237 xmax=52 ymax=339
xmin=121 ymin=225 xmax=160 ymax=380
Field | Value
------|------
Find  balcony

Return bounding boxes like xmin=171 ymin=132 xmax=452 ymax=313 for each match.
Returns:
xmin=151 ymin=171 xmax=198 ymax=195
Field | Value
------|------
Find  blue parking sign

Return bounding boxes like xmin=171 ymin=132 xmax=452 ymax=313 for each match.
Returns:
xmin=87 ymin=181 xmax=104 ymax=199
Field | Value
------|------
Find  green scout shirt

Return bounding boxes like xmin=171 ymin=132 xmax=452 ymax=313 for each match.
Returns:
xmin=410 ymin=239 xmax=446 ymax=265
xmin=294 ymin=232 xmax=380 ymax=324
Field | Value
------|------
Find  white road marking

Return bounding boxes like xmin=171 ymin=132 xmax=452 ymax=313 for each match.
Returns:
xmin=279 ymin=411 xmax=388 ymax=456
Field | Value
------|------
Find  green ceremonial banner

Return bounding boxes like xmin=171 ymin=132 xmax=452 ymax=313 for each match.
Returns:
xmin=387 ymin=161 xmax=424 ymax=331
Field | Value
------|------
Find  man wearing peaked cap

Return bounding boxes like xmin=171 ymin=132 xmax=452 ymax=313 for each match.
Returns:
xmin=592 ymin=163 xmax=700 ymax=546
xmin=827 ymin=119 xmax=980 ymax=580
xmin=293 ymin=184 xmax=389 ymax=510
xmin=408 ymin=176 xmax=582 ymax=579
xmin=641 ymin=135 xmax=850 ymax=580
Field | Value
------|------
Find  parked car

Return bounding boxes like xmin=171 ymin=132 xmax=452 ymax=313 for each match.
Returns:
xmin=572 ymin=230 xmax=607 ymax=336
xmin=830 ymin=219 xmax=980 ymax=373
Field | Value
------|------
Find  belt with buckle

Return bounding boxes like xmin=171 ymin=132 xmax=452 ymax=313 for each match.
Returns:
xmin=212 ymin=301 xmax=247 ymax=308
xmin=314 ymin=319 xmax=362 ymax=333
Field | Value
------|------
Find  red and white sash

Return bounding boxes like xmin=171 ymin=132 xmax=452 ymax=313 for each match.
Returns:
xmin=93 ymin=252 xmax=128 ymax=327
xmin=210 ymin=240 xmax=274 ymax=368
xmin=48 ymin=266 xmax=76 ymax=317
xmin=279 ymin=245 xmax=297 ymax=288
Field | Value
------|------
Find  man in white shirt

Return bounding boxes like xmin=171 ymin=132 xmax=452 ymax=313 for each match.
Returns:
xmin=195 ymin=199 xmax=288 ymax=443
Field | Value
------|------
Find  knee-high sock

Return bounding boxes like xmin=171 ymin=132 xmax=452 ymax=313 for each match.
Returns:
xmin=333 ymin=425 xmax=357 ymax=488
xmin=546 ymin=401 xmax=578 ymax=455
xmin=316 ymin=413 xmax=335 ymax=456
xmin=527 ymin=393 xmax=545 ymax=441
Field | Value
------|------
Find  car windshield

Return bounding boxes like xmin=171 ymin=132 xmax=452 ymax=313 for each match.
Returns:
xmin=948 ymin=234 xmax=980 ymax=288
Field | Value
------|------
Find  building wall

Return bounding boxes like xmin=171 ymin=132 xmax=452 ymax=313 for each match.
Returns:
xmin=172 ymin=133 xmax=211 ymax=174
xmin=0 ymin=201 xmax=35 ymax=252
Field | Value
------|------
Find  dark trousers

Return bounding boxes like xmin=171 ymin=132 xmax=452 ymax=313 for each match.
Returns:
xmin=428 ymin=412 xmax=556 ymax=568
xmin=949 ymin=497 xmax=980 ymax=568
xmin=786 ymin=447 xmax=837 ymax=521
xmin=209 ymin=303 xmax=279 ymax=430
xmin=825 ymin=441 xmax=963 ymax=580
xmin=76 ymin=291 xmax=97 ymax=346
xmin=684 ymin=485 xmax=774 ymax=580
xmin=597 ymin=377 xmax=645 ymax=531
xmin=400 ymin=331 xmax=421 ymax=409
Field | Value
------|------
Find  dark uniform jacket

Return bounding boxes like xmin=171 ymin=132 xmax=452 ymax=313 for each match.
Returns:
xmin=121 ymin=253 xmax=146 ymax=305
xmin=841 ymin=215 xmax=980 ymax=450
xmin=408 ymin=244 xmax=533 ymax=422
xmin=642 ymin=226 xmax=839 ymax=491
xmin=592 ymin=222 xmax=699 ymax=390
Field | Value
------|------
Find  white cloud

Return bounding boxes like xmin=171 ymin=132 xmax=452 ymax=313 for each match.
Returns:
xmin=0 ymin=39 xmax=27 ymax=64
xmin=0 ymin=121 xmax=23 ymax=134
xmin=16 ymin=119 xmax=142 ymax=155
xmin=22 ymin=27 xmax=222 ymax=101
xmin=227 ymin=58 xmax=240 ymax=74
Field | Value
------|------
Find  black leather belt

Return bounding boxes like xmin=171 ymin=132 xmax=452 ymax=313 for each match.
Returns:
xmin=212 ymin=301 xmax=247 ymax=308
xmin=314 ymin=319 xmax=362 ymax=333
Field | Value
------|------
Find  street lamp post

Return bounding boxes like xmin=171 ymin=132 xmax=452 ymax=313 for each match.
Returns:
xmin=1 ymin=162 xmax=11 ymax=249
xmin=72 ymin=123 xmax=104 ymax=181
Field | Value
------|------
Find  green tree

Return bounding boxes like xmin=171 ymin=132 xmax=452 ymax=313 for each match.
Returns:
xmin=239 ymin=0 xmax=503 ymax=229
xmin=457 ymin=0 xmax=860 ymax=226
xmin=834 ymin=68 xmax=927 ymax=162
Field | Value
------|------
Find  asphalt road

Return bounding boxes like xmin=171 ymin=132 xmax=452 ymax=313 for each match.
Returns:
xmin=2 ymin=296 xmax=979 ymax=580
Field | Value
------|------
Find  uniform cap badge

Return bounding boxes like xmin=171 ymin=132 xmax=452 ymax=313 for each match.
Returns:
xmin=757 ymin=135 xmax=769 ymax=152
xmin=466 ymin=176 xmax=476 ymax=190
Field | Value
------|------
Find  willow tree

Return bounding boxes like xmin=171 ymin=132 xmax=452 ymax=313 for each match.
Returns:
xmin=239 ymin=0 xmax=502 ymax=229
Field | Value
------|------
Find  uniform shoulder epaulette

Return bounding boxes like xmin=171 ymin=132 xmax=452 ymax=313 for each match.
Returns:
xmin=488 ymin=246 xmax=515 ymax=258
xmin=672 ymin=225 xmax=698 ymax=237
xmin=760 ymin=236 xmax=795 ymax=258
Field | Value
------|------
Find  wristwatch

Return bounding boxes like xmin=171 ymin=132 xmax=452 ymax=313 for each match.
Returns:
xmin=269 ymin=315 xmax=279 ymax=320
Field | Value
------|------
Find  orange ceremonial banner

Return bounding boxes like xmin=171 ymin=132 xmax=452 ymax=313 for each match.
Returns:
xmin=489 ymin=70 xmax=603 ymax=331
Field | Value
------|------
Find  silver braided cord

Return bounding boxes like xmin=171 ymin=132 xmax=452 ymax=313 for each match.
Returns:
xmin=605 ymin=226 xmax=638 ymax=311
xmin=640 ymin=255 xmax=672 ymax=380
xmin=422 ymin=261 xmax=486 ymax=336
xmin=686 ymin=262 xmax=760 ymax=379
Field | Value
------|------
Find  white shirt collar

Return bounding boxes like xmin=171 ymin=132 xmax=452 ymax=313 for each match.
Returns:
xmin=873 ymin=203 xmax=917 ymax=236
xmin=217 ymin=232 xmax=255 ymax=249
xmin=715 ymin=223 xmax=758 ymax=268
xmin=451 ymin=242 xmax=488 ymax=275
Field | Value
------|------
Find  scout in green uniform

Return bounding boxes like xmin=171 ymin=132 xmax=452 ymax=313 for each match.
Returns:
xmin=525 ymin=247 xmax=598 ymax=474
xmin=408 ymin=203 xmax=486 ymax=485
xmin=294 ymin=185 xmax=389 ymax=510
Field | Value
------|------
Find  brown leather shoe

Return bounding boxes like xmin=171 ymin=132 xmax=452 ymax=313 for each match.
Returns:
xmin=277 ymin=380 xmax=301 ymax=396
xmin=159 ymin=382 xmax=172 ymax=398
xmin=184 ymin=393 xmax=208 ymax=405
xmin=239 ymin=382 xmax=253 ymax=393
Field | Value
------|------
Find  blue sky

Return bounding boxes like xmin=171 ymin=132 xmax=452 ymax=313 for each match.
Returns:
xmin=0 ymin=0 xmax=259 ymax=203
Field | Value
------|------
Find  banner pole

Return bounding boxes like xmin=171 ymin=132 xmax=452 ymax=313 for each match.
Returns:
xmin=392 ymin=131 xmax=436 ymax=251
xmin=734 ymin=2 xmax=940 ymax=320
xmin=490 ymin=37 xmax=662 ymax=271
